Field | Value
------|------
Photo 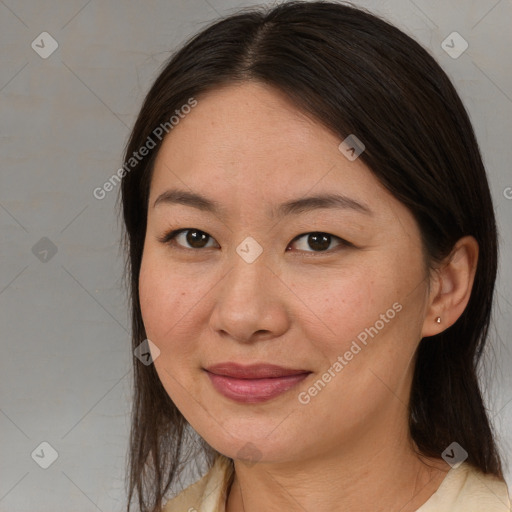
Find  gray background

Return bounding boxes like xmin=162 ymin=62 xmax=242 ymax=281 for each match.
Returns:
xmin=1 ymin=0 xmax=511 ymax=510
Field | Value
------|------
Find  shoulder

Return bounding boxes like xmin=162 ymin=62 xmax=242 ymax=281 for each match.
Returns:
xmin=162 ymin=454 xmax=234 ymax=512
xmin=417 ymin=462 xmax=511 ymax=512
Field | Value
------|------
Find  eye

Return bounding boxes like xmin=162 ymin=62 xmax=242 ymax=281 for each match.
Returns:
xmin=287 ymin=232 xmax=352 ymax=253
xmin=158 ymin=228 xmax=219 ymax=250
xmin=158 ymin=228 xmax=352 ymax=254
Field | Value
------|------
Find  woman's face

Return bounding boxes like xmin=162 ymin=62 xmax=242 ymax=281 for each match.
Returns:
xmin=139 ymin=81 xmax=432 ymax=465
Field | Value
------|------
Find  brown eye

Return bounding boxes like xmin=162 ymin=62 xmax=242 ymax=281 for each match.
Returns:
xmin=288 ymin=232 xmax=351 ymax=253
xmin=159 ymin=228 xmax=219 ymax=250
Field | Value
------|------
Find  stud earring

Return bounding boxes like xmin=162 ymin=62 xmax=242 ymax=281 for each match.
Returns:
xmin=435 ymin=317 xmax=441 ymax=323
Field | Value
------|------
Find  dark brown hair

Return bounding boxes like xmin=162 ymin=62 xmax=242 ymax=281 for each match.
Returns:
xmin=119 ymin=2 xmax=505 ymax=510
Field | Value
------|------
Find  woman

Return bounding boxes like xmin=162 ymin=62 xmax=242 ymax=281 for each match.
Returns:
xmin=120 ymin=2 xmax=511 ymax=511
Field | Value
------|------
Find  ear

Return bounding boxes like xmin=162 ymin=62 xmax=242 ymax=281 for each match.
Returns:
xmin=421 ymin=236 xmax=479 ymax=338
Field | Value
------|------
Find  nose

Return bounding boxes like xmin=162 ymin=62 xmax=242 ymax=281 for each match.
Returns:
xmin=208 ymin=251 xmax=290 ymax=344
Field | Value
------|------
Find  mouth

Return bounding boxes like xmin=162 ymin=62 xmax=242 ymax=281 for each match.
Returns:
xmin=203 ymin=363 xmax=312 ymax=403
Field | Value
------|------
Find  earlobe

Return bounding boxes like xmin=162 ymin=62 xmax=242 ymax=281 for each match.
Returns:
xmin=421 ymin=236 xmax=479 ymax=338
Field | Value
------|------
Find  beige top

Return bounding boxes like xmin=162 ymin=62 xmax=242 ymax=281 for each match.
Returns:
xmin=162 ymin=454 xmax=511 ymax=511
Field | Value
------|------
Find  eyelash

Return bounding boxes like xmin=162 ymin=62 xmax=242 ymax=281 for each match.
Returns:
xmin=157 ymin=228 xmax=354 ymax=255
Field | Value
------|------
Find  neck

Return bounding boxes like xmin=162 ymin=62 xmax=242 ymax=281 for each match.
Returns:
xmin=225 ymin=421 xmax=450 ymax=512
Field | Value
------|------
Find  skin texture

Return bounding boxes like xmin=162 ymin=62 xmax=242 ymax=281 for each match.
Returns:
xmin=139 ymin=81 xmax=479 ymax=512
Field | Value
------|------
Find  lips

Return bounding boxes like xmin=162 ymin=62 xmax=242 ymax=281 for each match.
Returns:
xmin=204 ymin=363 xmax=311 ymax=403
xmin=205 ymin=362 xmax=310 ymax=379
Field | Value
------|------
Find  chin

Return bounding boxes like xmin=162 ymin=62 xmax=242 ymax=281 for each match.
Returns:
xmin=194 ymin=423 xmax=301 ymax=466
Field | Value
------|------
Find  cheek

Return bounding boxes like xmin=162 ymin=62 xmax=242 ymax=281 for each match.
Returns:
xmin=287 ymin=265 xmax=392 ymax=349
xmin=139 ymin=250 xmax=189 ymax=347
xmin=138 ymin=247 xmax=219 ymax=368
xmin=138 ymin=251 xmax=202 ymax=408
xmin=295 ymin=258 xmax=423 ymax=374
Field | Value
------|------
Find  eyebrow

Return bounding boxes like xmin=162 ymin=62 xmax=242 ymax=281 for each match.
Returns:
xmin=152 ymin=188 xmax=373 ymax=218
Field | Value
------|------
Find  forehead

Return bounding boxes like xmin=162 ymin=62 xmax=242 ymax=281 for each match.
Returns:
xmin=151 ymin=82 xmax=382 ymax=201
xmin=146 ymin=82 xmax=422 ymax=244
xmin=159 ymin=83 xmax=333 ymax=170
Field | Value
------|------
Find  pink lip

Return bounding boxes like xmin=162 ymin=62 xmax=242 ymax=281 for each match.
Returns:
xmin=204 ymin=363 xmax=311 ymax=403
